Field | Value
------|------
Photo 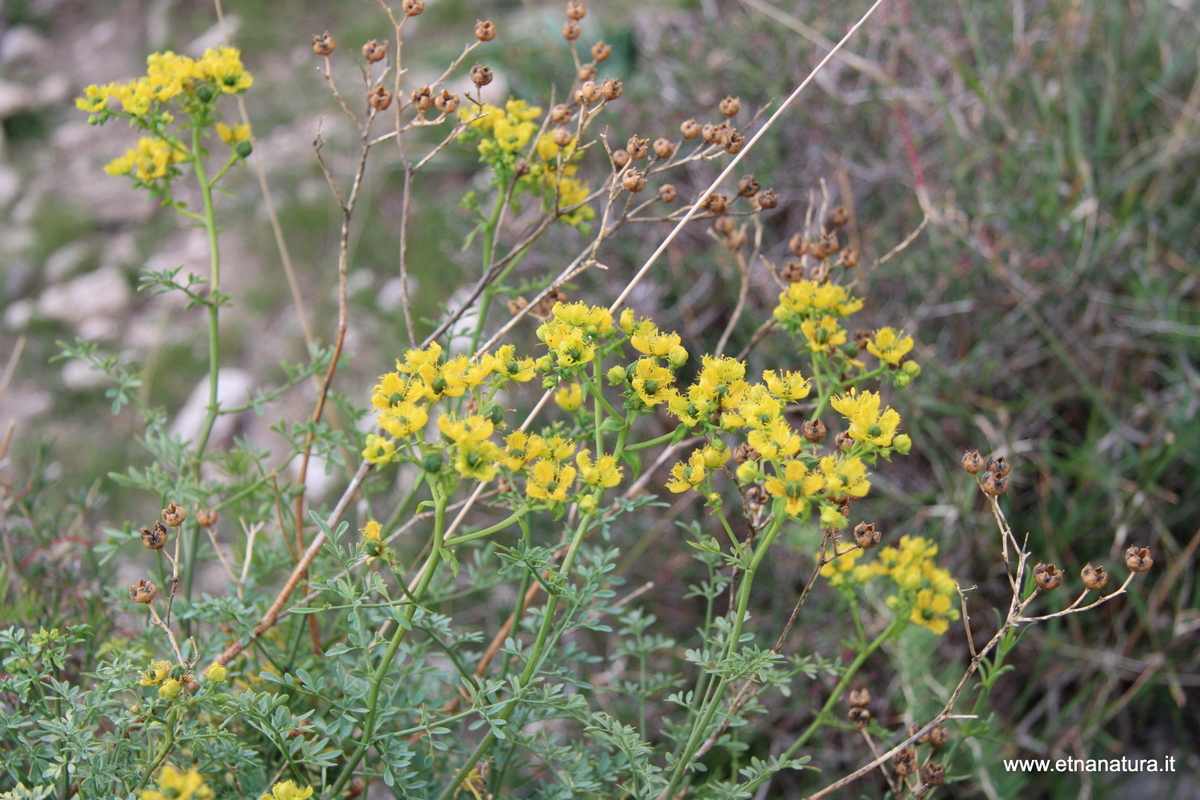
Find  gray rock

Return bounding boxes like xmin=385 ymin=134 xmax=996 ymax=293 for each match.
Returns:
xmin=0 ymin=80 xmax=33 ymax=118
xmin=36 ymin=265 xmax=132 ymax=330
xmin=0 ymin=26 xmax=51 ymax=66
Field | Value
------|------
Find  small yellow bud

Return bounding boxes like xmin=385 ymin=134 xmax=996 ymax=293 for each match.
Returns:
xmin=819 ymin=504 xmax=845 ymax=530
xmin=736 ymin=461 xmax=758 ymax=484
xmin=667 ymin=346 xmax=688 ymax=367
xmin=902 ymin=360 xmax=921 ymax=377
xmin=892 ymin=434 xmax=912 ymax=454
xmin=606 ymin=365 xmax=627 ymax=385
xmin=578 ymin=496 xmax=597 ymax=514
xmin=158 ymin=678 xmax=182 ymax=700
xmin=205 ymin=663 xmax=228 ymax=683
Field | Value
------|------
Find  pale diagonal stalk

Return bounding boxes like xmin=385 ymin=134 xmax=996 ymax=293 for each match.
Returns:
xmin=189 ymin=123 xmax=223 ymax=467
xmin=325 ymin=486 xmax=449 ymax=799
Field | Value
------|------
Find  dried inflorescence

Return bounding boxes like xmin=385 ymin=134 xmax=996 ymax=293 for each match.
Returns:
xmin=853 ymin=521 xmax=882 ymax=549
xmin=312 ymin=31 xmax=336 ymax=56
xmin=1033 ymin=562 xmax=1064 ymax=591
xmin=475 ymin=20 xmax=497 ymax=42
xmin=1125 ymin=546 xmax=1153 ymax=573
xmin=130 ymin=579 xmax=157 ymax=604
xmin=162 ymin=502 xmax=187 ymax=527
xmin=361 ymin=39 xmax=388 ymax=63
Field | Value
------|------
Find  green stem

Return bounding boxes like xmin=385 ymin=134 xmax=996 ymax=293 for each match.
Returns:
xmin=443 ymin=507 xmax=529 ymax=547
xmin=434 ymin=509 xmax=597 ymax=800
xmin=325 ymin=487 xmax=449 ymax=799
xmin=467 ymin=191 xmax=508 ymax=354
xmin=660 ymin=507 xmax=788 ymax=798
xmin=190 ymin=124 xmax=223 ymax=469
xmin=134 ymin=706 xmax=182 ymax=791
xmin=779 ymin=615 xmax=904 ymax=762
xmin=625 ymin=428 xmax=681 ymax=452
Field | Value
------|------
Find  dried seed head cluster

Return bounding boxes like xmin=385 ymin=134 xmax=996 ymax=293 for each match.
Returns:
xmin=141 ymin=522 xmax=168 ymax=550
xmin=893 ymin=748 xmax=917 ymax=776
xmin=658 ymin=184 xmax=677 ymax=203
xmin=312 ymin=31 xmax=336 ymax=56
xmin=475 ymin=20 xmax=497 ymax=42
xmin=622 ymin=168 xmax=647 ymax=193
xmin=402 ymin=0 xmax=424 ymax=16
xmin=162 ymin=502 xmax=187 ymax=527
xmin=591 ymin=41 xmax=611 ymax=61
xmin=853 ymin=521 xmax=881 ymax=549
xmin=1081 ymin=562 xmax=1109 ymax=590
xmin=1125 ymin=546 xmax=1153 ymax=573
xmin=130 ymin=579 xmax=157 ymax=604
xmin=1033 ymin=562 xmax=1064 ymax=591
xmin=361 ymin=39 xmax=388 ymax=63
xmin=626 ymin=136 xmax=649 ymax=159
xmin=470 ymin=64 xmax=493 ymax=87
xmin=562 ymin=20 xmax=581 ymax=40
xmin=196 ymin=508 xmax=218 ymax=528
xmin=368 ymin=86 xmax=393 ymax=111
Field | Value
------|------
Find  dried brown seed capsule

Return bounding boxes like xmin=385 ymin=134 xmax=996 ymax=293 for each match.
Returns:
xmin=820 ymin=232 xmax=840 ymax=255
xmin=848 ymin=706 xmax=871 ymax=729
xmin=852 ymin=329 xmax=872 ymax=350
xmin=658 ymin=184 xmax=677 ymax=203
xmin=312 ymin=31 xmax=336 ymax=56
xmin=713 ymin=216 xmax=735 ymax=236
xmin=680 ymin=119 xmax=701 ymax=139
xmin=848 ymin=687 xmax=871 ymax=707
xmin=347 ymin=777 xmax=366 ymax=799
xmin=514 ymin=157 xmax=531 ymax=177
xmin=508 ymin=297 xmax=528 ymax=316
xmin=808 ymin=240 xmax=827 ymax=260
xmin=411 ymin=85 xmax=434 ymax=111
xmin=475 ymin=19 xmax=497 ymax=42
xmin=577 ymin=63 xmax=597 ymax=82
xmin=562 ymin=20 xmax=581 ymax=40
xmin=788 ymin=233 xmax=809 ymax=256
xmin=566 ymin=0 xmax=587 ymax=20
xmin=921 ymin=762 xmax=946 ymax=787
xmin=838 ymin=247 xmax=859 ymax=268
xmin=927 ymin=725 xmax=949 ymax=747
xmin=980 ymin=471 xmax=1008 ymax=496
xmin=718 ymin=95 xmax=742 ymax=116
xmin=576 ymin=80 xmax=602 ymax=105
xmin=802 ymin=419 xmax=827 ymax=442
xmin=701 ymin=123 xmax=719 ymax=143
xmin=732 ymin=443 xmax=761 ymax=466
xmin=1033 ymin=562 xmax=1064 ymax=591
xmin=737 ymin=175 xmax=760 ymax=197
xmin=601 ymin=77 xmax=623 ymax=100
xmin=552 ymin=127 xmax=573 ymax=147
xmin=141 ymin=522 xmax=168 ymax=550
xmin=591 ymin=41 xmax=611 ymax=61
xmin=626 ymin=136 xmax=649 ymax=159
xmin=702 ymin=193 xmax=728 ymax=214
xmin=724 ymin=131 xmax=745 ymax=154
xmin=854 ymin=521 xmax=882 ymax=549
xmin=653 ymin=138 xmax=675 ymax=159
xmin=1125 ymin=546 xmax=1152 ymax=573
xmin=162 ymin=503 xmax=187 ymax=527
xmin=196 ymin=508 xmax=218 ymax=528
xmin=781 ymin=260 xmax=805 ymax=283
xmin=550 ymin=104 xmax=572 ymax=125
xmin=434 ymin=89 xmax=459 ymax=114
xmin=893 ymin=748 xmax=917 ymax=777
xmin=130 ymin=579 xmax=157 ymax=604
xmin=962 ymin=449 xmax=985 ymax=474
xmin=834 ymin=431 xmax=853 ymax=451
xmin=402 ymin=0 xmax=424 ymax=15
xmin=756 ymin=188 xmax=778 ymax=208
xmin=726 ymin=229 xmax=748 ymax=249
xmin=987 ymin=455 xmax=1011 ymax=478
xmin=1081 ymin=563 xmax=1109 ymax=590
xmin=368 ymin=86 xmax=393 ymax=111
xmin=470 ymin=65 xmax=493 ymax=87
xmin=622 ymin=168 xmax=647 ymax=193
xmin=362 ymin=39 xmax=388 ymax=63
xmin=828 ymin=205 xmax=849 ymax=227
xmin=611 ymin=149 xmax=630 ymax=168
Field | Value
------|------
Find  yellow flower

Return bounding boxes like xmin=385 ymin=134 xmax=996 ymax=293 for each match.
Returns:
xmin=139 ymin=767 xmax=213 ymax=800
xmin=773 ymin=280 xmax=863 ymax=320
xmin=362 ymin=519 xmax=382 ymax=543
xmin=721 ymin=383 xmax=782 ymax=430
xmin=199 ymin=46 xmax=253 ymax=93
xmin=555 ymin=384 xmax=583 ymax=411
xmin=139 ymin=660 xmax=172 ymax=686
xmin=543 ymin=435 xmax=576 ymax=462
xmin=493 ymin=115 xmax=536 ymax=152
xmin=526 ymin=459 xmax=576 ymax=501
xmin=505 ymin=98 xmax=542 ymax=122
xmin=551 ymin=301 xmax=614 ymax=334
xmin=746 ymin=418 xmax=802 ymax=461
xmin=910 ymin=588 xmax=954 ymax=635
xmin=762 ymin=369 xmax=811 ymax=401
xmin=362 ymin=434 xmax=397 ymax=465
xmin=489 ymin=344 xmax=536 ymax=382
xmin=259 ymin=780 xmax=314 ymax=800
xmin=438 ymin=414 xmax=494 ymax=445
xmin=665 ymin=450 xmax=707 ymax=493
xmin=452 ymin=439 xmax=501 ymax=482
xmin=158 ymin=678 xmax=182 ymax=700
xmin=105 ymin=137 xmax=187 ymax=182
xmin=458 ymin=102 xmax=504 ymax=131
xmin=819 ymin=455 xmax=871 ymax=498
xmin=829 ymin=389 xmax=901 ymax=447
xmin=764 ymin=459 xmax=825 ymax=516
xmin=204 ymin=663 xmax=227 ymax=683
xmin=75 ymin=83 xmax=112 ymax=112
xmin=799 ymin=316 xmax=847 ymax=352
xmin=216 ymin=122 xmax=251 ymax=143
xmin=379 ymin=401 xmax=428 ymax=439
xmin=696 ymin=355 xmax=748 ymax=402
xmin=576 ymin=449 xmax=623 ymax=488
xmin=631 ymin=327 xmax=681 ymax=357
xmin=631 ymin=358 xmax=675 ymax=406
xmin=500 ymin=431 xmax=545 ymax=471
xmin=699 ymin=441 xmax=730 ymax=469
xmin=866 ymin=327 xmax=914 ymax=366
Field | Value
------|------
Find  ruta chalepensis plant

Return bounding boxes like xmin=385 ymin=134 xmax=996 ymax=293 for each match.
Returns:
xmin=0 ymin=2 xmax=1159 ymax=799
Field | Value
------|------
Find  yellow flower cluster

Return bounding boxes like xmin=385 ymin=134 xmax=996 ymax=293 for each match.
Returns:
xmin=529 ymin=130 xmax=594 ymax=226
xmin=537 ymin=302 xmax=615 ymax=368
xmin=830 ymin=389 xmax=901 ymax=448
xmin=259 ymin=781 xmax=314 ymax=800
xmin=139 ymin=767 xmax=213 ymax=800
xmin=819 ymin=546 xmax=864 ymax=587
xmin=103 ymin=136 xmax=187 ymax=182
xmin=771 ymin=279 xmax=863 ymax=354
xmin=76 ymin=46 xmax=253 ymax=116
xmin=854 ymin=535 xmax=959 ymax=635
xmin=665 ymin=443 xmax=729 ymax=492
xmin=866 ymin=327 xmax=914 ymax=366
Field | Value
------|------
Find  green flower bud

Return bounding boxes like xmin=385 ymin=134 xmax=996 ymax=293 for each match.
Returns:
xmin=235 ymin=140 xmax=253 ymax=159
xmin=483 ymin=402 xmax=504 ymax=425
xmin=158 ymin=678 xmax=182 ymax=700
xmin=606 ymin=365 xmax=627 ymax=385
xmin=735 ymin=461 xmax=758 ymax=484
xmin=421 ymin=451 xmax=444 ymax=473
xmin=819 ymin=503 xmax=845 ymax=530
xmin=535 ymin=355 xmax=554 ymax=372
xmin=893 ymin=434 xmax=912 ymax=455
xmin=902 ymin=360 xmax=921 ymax=377
xmin=667 ymin=346 xmax=689 ymax=367
xmin=895 ymin=373 xmax=910 ymax=389
xmin=195 ymin=84 xmax=216 ymax=103
xmin=541 ymin=376 xmax=558 ymax=389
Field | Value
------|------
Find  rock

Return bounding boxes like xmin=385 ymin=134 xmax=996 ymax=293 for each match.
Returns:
xmin=3 ymin=298 xmax=34 ymax=331
xmin=0 ymin=26 xmax=50 ymax=66
xmin=170 ymin=369 xmax=255 ymax=450
xmin=36 ymin=265 xmax=132 ymax=331
xmin=35 ymin=73 xmax=72 ymax=107
xmin=60 ymin=357 xmax=111 ymax=391
xmin=0 ymin=80 xmax=33 ymax=118
xmin=44 ymin=242 xmax=91 ymax=282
